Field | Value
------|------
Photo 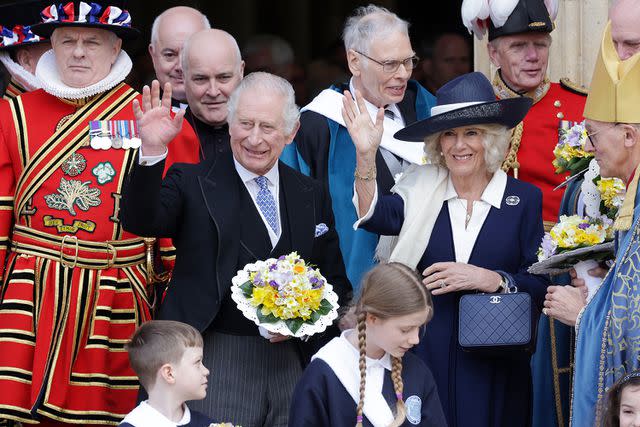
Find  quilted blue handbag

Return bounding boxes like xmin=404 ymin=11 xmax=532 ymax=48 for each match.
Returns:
xmin=458 ymin=288 xmax=536 ymax=354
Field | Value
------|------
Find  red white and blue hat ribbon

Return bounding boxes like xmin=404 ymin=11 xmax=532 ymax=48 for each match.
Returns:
xmin=0 ymin=25 xmax=42 ymax=48
xmin=41 ymin=2 xmax=132 ymax=28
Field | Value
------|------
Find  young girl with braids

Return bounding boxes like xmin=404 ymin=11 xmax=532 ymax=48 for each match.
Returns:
xmin=288 ymin=263 xmax=446 ymax=427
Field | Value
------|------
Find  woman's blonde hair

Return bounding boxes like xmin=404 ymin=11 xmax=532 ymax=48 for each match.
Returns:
xmin=353 ymin=262 xmax=433 ymax=427
xmin=423 ymin=123 xmax=512 ymax=173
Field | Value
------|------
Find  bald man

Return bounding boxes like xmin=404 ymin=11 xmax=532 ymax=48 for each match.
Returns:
xmin=610 ymin=0 xmax=640 ymax=60
xmin=181 ymin=29 xmax=244 ymax=161
xmin=149 ymin=6 xmax=210 ymax=108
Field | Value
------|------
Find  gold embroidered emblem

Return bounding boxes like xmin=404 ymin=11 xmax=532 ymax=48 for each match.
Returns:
xmin=44 ymin=178 xmax=101 ymax=216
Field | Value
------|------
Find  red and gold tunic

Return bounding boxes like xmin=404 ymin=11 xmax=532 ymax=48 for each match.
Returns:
xmin=0 ymin=83 xmax=198 ymax=425
xmin=2 ymin=78 xmax=27 ymax=101
xmin=494 ymin=73 xmax=588 ymax=230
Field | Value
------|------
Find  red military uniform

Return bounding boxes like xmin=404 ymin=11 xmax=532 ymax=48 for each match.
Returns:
xmin=493 ymin=72 xmax=588 ymax=229
xmin=0 ymin=83 xmax=198 ymax=425
xmin=2 ymin=78 xmax=27 ymax=100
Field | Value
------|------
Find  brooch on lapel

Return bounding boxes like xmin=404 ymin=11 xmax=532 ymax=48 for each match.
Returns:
xmin=505 ymin=195 xmax=520 ymax=206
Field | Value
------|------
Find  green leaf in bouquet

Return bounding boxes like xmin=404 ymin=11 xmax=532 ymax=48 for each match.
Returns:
xmin=256 ymin=307 xmax=279 ymax=324
xmin=316 ymin=299 xmax=333 ymax=316
xmin=285 ymin=318 xmax=304 ymax=334
xmin=306 ymin=310 xmax=321 ymax=324
xmin=554 ymin=158 xmax=569 ymax=174
xmin=568 ymin=157 xmax=591 ymax=175
xmin=239 ymin=280 xmax=254 ymax=298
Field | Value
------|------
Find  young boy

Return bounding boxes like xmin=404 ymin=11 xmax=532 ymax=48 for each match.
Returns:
xmin=120 ymin=320 xmax=214 ymax=426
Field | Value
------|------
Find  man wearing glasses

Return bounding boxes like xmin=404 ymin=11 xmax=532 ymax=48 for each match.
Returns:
xmin=281 ymin=5 xmax=436 ymax=290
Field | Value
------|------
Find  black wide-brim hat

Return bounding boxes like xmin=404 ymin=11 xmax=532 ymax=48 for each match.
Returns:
xmin=31 ymin=1 xmax=139 ymax=41
xmin=488 ymin=0 xmax=554 ymax=41
xmin=0 ymin=0 xmax=50 ymax=50
xmin=394 ymin=72 xmax=532 ymax=142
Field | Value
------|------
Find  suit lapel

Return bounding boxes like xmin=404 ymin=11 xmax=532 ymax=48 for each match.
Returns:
xmin=278 ymin=162 xmax=315 ymax=261
xmin=198 ymin=152 xmax=241 ymax=299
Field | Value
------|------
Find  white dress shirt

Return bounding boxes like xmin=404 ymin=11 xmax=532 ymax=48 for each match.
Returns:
xmin=120 ymin=401 xmax=192 ymax=427
xmin=354 ymin=170 xmax=508 ymax=264
xmin=138 ymin=150 xmax=282 ymax=247
xmin=233 ymin=159 xmax=282 ymax=248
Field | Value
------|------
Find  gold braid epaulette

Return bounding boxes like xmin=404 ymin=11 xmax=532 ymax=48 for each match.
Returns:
xmin=501 ymin=121 xmax=524 ymax=178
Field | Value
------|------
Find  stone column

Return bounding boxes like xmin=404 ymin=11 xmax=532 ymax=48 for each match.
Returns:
xmin=474 ymin=0 xmax=611 ymax=87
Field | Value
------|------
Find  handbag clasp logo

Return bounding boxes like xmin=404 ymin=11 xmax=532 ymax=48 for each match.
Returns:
xmin=489 ymin=295 xmax=502 ymax=304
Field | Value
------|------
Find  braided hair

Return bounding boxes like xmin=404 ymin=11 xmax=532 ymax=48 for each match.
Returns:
xmin=353 ymin=262 xmax=433 ymax=427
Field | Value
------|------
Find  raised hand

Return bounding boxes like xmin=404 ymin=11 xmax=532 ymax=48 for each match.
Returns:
xmin=132 ymin=80 xmax=185 ymax=156
xmin=341 ymin=89 xmax=384 ymax=160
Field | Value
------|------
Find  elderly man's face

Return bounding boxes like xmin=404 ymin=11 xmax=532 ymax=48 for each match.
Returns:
xmin=51 ymin=27 xmax=121 ymax=88
xmin=488 ymin=33 xmax=551 ymax=93
xmin=229 ymin=88 xmax=297 ymax=176
xmin=349 ymin=31 xmax=414 ymax=107
xmin=184 ymin=35 xmax=244 ymax=126
xmin=149 ymin=11 xmax=207 ymax=101
xmin=585 ymin=119 xmax=630 ymax=180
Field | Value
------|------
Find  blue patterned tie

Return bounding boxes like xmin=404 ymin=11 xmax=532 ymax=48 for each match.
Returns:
xmin=254 ymin=176 xmax=279 ymax=235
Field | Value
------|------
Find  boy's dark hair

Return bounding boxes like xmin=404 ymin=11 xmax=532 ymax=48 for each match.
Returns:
xmin=126 ymin=320 xmax=203 ymax=389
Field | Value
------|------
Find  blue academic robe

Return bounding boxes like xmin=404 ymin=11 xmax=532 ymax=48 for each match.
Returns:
xmin=572 ymin=183 xmax=640 ymax=426
xmin=289 ymin=351 xmax=447 ymax=427
xmin=280 ymin=80 xmax=436 ymax=291
xmin=362 ymin=176 xmax=549 ymax=427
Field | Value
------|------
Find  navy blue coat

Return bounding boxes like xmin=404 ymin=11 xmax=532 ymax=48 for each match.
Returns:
xmin=289 ymin=351 xmax=447 ymax=427
xmin=362 ymin=176 xmax=549 ymax=427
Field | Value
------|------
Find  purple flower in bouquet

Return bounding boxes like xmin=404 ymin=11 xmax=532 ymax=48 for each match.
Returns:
xmin=537 ymin=233 xmax=558 ymax=261
xmin=268 ymin=280 xmax=279 ymax=289
xmin=566 ymin=127 xmax=584 ymax=147
xmin=578 ymin=222 xmax=590 ymax=230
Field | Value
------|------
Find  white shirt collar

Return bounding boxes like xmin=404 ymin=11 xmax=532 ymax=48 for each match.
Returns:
xmin=340 ymin=330 xmax=392 ymax=371
xmin=233 ymin=158 xmax=280 ymax=188
xmin=348 ymin=77 xmax=402 ymax=123
xmin=120 ymin=401 xmax=191 ymax=427
xmin=444 ymin=169 xmax=507 ymax=209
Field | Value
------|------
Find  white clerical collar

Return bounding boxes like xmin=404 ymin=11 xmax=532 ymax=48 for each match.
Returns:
xmin=0 ymin=51 xmax=42 ymax=91
xmin=35 ymin=49 xmax=132 ymax=100
xmin=348 ymin=77 xmax=402 ymax=123
xmin=444 ymin=169 xmax=507 ymax=209
xmin=233 ymin=158 xmax=280 ymax=188
xmin=120 ymin=401 xmax=191 ymax=427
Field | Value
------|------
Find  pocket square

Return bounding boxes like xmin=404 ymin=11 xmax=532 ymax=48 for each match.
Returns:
xmin=314 ymin=223 xmax=329 ymax=237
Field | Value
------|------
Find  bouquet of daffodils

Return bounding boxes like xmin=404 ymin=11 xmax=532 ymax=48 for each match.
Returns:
xmin=536 ymin=215 xmax=614 ymax=262
xmin=230 ymin=252 xmax=339 ymax=337
xmin=552 ymin=120 xmax=593 ymax=175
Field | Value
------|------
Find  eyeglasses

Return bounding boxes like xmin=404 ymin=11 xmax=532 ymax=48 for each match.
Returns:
xmin=586 ymin=123 xmax=620 ymax=145
xmin=355 ymin=50 xmax=419 ymax=73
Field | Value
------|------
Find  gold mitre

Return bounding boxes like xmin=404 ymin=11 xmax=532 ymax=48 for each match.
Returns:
xmin=584 ymin=21 xmax=640 ymax=123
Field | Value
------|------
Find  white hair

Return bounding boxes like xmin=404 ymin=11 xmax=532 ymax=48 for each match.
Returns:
xmin=227 ymin=72 xmax=300 ymax=135
xmin=342 ymin=4 xmax=409 ymax=54
xmin=423 ymin=124 xmax=511 ymax=173
xmin=150 ymin=6 xmax=211 ymax=46
xmin=181 ymin=29 xmax=242 ymax=75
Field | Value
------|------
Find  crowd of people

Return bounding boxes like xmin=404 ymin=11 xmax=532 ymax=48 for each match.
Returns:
xmin=0 ymin=0 xmax=639 ymax=426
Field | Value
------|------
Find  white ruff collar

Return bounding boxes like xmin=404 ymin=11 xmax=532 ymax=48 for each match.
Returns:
xmin=0 ymin=51 xmax=42 ymax=91
xmin=35 ymin=49 xmax=132 ymax=99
